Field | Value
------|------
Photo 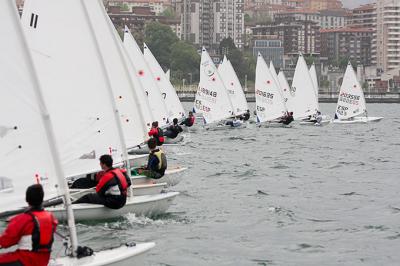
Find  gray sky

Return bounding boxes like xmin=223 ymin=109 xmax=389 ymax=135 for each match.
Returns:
xmin=341 ymin=0 xmax=374 ymax=8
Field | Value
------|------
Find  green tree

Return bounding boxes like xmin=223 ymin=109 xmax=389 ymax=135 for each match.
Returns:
xmin=244 ymin=13 xmax=251 ymax=23
xmin=144 ymin=21 xmax=179 ymax=69
xmin=160 ymin=7 xmax=176 ymax=18
xmin=170 ymin=41 xmax=200 ymax=83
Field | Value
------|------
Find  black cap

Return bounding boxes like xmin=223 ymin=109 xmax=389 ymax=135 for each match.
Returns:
xmin=26 ymin=184 xmax=44 ymax=207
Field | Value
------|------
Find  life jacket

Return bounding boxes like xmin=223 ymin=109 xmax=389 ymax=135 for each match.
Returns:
xmin=188 ymin=116 xmax=195 ymax=126
xmin=150 ymin=149 xmax=167 ymax=175
xmin=149 ymin=127 xmax=164 ymax=145
xmin=96 ymin=168 xmax=129 ymax=196
xmin=18 ymin=210 xmax=55 ymax=252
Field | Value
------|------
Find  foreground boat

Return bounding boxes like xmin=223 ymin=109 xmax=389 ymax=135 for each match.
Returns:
xmin=50 ymin=242 xmax=155 ymax=266
xmin=49 ymin=192 xmax=179 ymax=222
xmin=1 ymin=1 xmax=154 ymax=263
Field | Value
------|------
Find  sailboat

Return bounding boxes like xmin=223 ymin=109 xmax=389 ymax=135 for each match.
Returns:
xmin=123 ymin=26 xmax=170 ymax=127
xmin=0 ymin=0 xmax=154 ymax=263
xmin=143 ymin=43 xmax=186 ymax=143
xmin=143 ymin=43 xmax=185 ymax=122
xmin=277 ymin=70 xmax=293 ymax=112
xmin=287 ymin=53 xmax=319 ymax=120
xmin=21 ymin=0 xmax=179 ymax=222
xmin=218 ymin=55 xmax=249 ymax=116
xmin=255 ymin=53 xmax=288 ymax=127
xmin=194 ymin=48 xmax=235 ymax=128
xmin=332 ymin=63 xmax=383 ymax=123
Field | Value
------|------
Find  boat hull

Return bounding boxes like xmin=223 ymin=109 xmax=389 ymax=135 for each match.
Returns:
xmin=299 ymin=119 xmax=331 ymax=126
xmin=50 ymin=242 xmax=155 ymax=266
xmin=258 ymin=122 xmax=292 ymax=128
xmin=48 ymin=192 xmax=179 ymax=222
xmin=131 ymin=166 xmax=186 ymax=186
xmin=332 ymin=116 xmax=383 ymax=124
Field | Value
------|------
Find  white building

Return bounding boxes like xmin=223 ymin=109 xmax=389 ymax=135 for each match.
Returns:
xmin=374 ymin=0 xmax=400 ymax=72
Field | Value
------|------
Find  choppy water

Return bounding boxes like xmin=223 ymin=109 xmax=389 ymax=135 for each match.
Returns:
xmin=1 ymin=103 xmax=400 ymax=265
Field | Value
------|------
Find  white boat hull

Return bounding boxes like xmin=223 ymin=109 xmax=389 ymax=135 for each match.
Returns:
xmin=131 ymin=166 xmax=186 ymax=187
xmin=332 ymin=116 xmax=383 ymax=124
xmin=49 ymin=192 xmax=179 ymax=222
xmin=258 ymin=121 xmax=292 ymax=128
xmin=299 ymin=119 xmax=331 ymax=126
xmin=51 ymin=242 xmax=155 ymax=266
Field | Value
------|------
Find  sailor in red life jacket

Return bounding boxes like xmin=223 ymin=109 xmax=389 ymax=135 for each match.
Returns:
xmin=0 ymin=184 xmax=57 ymax=266
xmin=73 ymin=154 xmax=131 ymax=209
xmin=148 ymin=121 xmax=164 ymax=146
xmin=180 ymin=111 xmax=195 ymax=127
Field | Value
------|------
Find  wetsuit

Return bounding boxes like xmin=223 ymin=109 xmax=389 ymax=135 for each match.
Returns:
xmin=0 ymin=208 xmax=57 ymax=266
xmin=180 ymin=116 xmax=195 ymax=127
xmin=73 ymin=168 xmax=131 ymax=209
xmin=164 ymin=124 xmax=183 ymax=139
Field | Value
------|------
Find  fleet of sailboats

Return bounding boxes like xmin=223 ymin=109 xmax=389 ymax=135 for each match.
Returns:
xmin=0 ymin=0 xmax=385 ymax=263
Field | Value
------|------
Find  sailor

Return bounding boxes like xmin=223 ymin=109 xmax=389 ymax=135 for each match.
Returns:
xmin=315 ymin=111 xmax=323 ymax=124
xmin=73 ymin=155 xmax=131 ymax=209
xmin=242 ymin=109 xmax=250 ymax=121
xmin=164 ymin=118 xmax=183 ymax=139
xmin=225 ymin=117 xmax=242 ymax=127
xmin=180 ymin=111 xmax=195 ymax=127
xmin=148 ymin=121 xmax=164 ymax=146
xmin=0 ymin=184 xmax=58 ymax=266
xmin=279 ymin=111 xmax=294 ymax=125
xmin=138 ymin=138 xmax=167 ymax=179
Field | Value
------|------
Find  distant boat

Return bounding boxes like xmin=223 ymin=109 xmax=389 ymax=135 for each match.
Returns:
xmin=218 ymin=55 xmax=249 ymax=116
xmin=288 ymin=53 xmax=319 ymax=120
xmin=255 ymin=53 xmax=289 ymax=127
xmin=332 ymin=63 xmax=383 ymax=124
xmin=143 ymin=43 xmax=185 ymax=121
xmin=194 ymin=47 xmax=234 ymax=126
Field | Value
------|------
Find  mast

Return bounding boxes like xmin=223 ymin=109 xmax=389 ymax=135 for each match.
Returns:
xmin=10 ymin=0 xmax=79 ymax=255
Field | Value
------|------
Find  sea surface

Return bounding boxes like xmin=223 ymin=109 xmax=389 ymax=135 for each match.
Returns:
xmin=1 ymin=103 xmax=400 ymax=265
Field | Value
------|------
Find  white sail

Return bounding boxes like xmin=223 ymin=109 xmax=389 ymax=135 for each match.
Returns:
xmin=194 ymin=48 xmax=234 ymax=124
xmin=83 ymin=0 xmax=147 ymax=148
xmin=22 ymin=0 xmax=125 ymax=177
xmin=335 ymin=63 xmax=367 ymax=119
xmin=255 ymin=53 xmax=287 ymax=122
xmin=143 ymin=43 xmax=185 ymax=120
xmin=218 ymin=56 xmax=248 ymax=116
xmin=0 ymin=0 xmax=61 ymax=213
xmin=309 ymin=63 xmax=319 ymax=98
xmin=278 ymin=70 xmax=293 ymax=112
xmin=166 ymin=69 xmax=171 ymax=81
xmin=269 ymin=61 xmax=288 ymax=112
xmin=123 ymin=27 xmax=169 ymax=126
xmin=287 ymin=53 xmax=319 ymax=119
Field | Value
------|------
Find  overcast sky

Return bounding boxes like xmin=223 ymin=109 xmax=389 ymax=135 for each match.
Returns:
xmin=341 ymin=0 xmax=375 ymax=8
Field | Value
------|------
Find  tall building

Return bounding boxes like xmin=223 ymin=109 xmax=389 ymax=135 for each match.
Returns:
xmin=252 ymin=21 xmax=320 ymax=55
xmin=213 ymin=0 xmax=245 ymax=49
xmin=349 ymin=3 xmax=376 ymax=29
xmin=275 ymin=9 xmax=347 ymax=29
xmin=181 ymin=0 xmax=245 ymax=51
xmin=320 ymin=27 xmax=373 ymax=66
xmin=374 ymin=0 xmax=400 ymax=72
